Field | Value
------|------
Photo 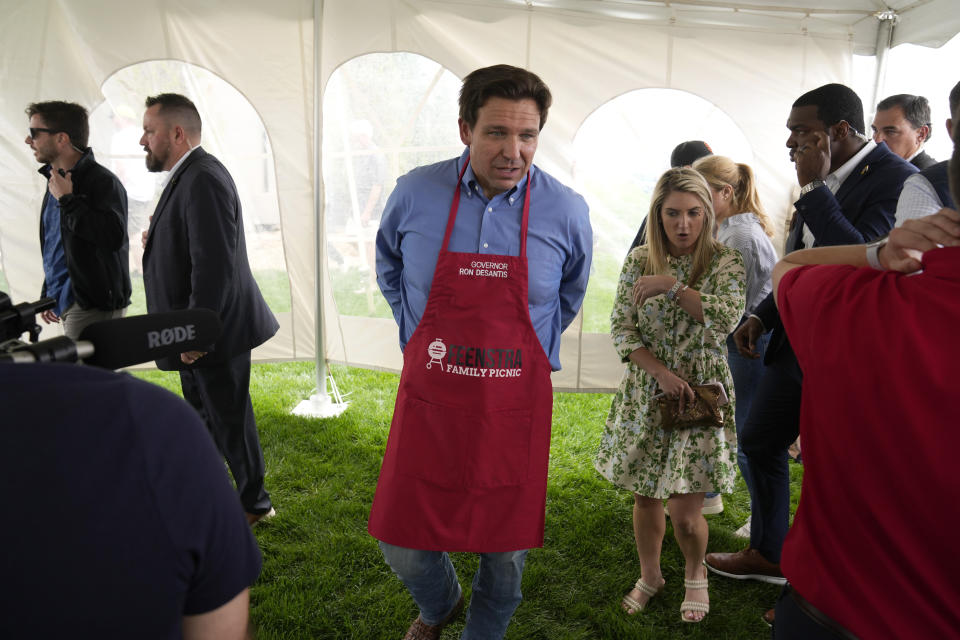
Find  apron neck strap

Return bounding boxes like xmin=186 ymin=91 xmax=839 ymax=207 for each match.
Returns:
xmin=442 ymin=154 xmax=531 ymax=257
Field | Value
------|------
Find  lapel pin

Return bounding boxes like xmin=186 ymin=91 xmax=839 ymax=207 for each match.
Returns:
xmin=860 ymin=165 xmax=870 ymax=176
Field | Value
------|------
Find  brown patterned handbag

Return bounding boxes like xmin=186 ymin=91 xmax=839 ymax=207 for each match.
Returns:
xmin=656 ymin=382 xmax=728 ymax=430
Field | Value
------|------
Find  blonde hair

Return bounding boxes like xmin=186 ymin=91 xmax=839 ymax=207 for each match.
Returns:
xmin=693 ymin=155 xmax=775 ymax=238
xmin=644 ymin=167 xmax=721 ymax=288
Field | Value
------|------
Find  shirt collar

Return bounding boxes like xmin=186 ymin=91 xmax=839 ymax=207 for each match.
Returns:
xmin=458 ymin=146 xmax=531 ymax=203
xmin=906 ymin=147 xmax=924 ymax=162
xmin=161 ymin=146 xmax=197 ymax=188
xmin=826 ymin=140 xmax=875 ymax=192
xmin=37 ymin=147 xmax=93 ymax=180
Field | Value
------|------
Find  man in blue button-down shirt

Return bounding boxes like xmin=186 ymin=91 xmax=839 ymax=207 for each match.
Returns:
xmin=376 ymin=74 xmax=592 ymax=373
xmin=375 ymin=65 xmax=592 ymax=639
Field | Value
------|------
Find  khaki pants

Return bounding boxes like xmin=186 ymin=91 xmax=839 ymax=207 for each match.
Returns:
xmin=61 ymin=304 xmax=125 ymax=340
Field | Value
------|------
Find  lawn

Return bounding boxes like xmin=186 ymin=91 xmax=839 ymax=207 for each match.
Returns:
xmin=133 ymin=362 xmax=801 ymax=639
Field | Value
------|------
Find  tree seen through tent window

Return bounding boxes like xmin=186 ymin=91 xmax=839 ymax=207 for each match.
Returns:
xmin=573 ymin=89 xmax=753 ymax=333
xmin=88 ymin=60 xmax=290 ymax=316
xmin=323 ymin=52 xmax=462 ymax=318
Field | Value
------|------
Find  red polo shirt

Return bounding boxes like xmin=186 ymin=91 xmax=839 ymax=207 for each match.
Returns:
xmin=778 ymin=247 xmax=960 ymax=638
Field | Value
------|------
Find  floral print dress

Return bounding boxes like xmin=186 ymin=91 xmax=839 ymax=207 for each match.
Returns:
xmin=595 ymin=244 xmax=746 ymax=498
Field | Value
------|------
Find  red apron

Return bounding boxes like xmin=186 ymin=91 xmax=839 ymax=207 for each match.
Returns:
xmin=368 ymin=159 xmax=554 ymax=552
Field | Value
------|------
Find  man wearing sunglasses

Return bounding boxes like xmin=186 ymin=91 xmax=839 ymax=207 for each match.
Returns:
xmin=25 ymin=101 xmax=130 ymax=339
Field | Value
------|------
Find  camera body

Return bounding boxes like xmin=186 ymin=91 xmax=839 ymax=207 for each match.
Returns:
xmin=0 ymin=291 xmax=55 ymax=353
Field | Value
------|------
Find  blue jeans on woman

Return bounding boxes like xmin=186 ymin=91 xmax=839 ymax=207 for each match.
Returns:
xmin=725 ymin=325 xmax=770 ymax=504
xmin=379 ymin=541 xmax=527 ymax=639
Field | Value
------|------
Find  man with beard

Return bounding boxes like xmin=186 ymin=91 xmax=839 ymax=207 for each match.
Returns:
xmin=762 ymin=98 xmax=960 ymax=640
xmin=25 ymin=101 xmax=130 ymax=338
xmin=705 ymin=83 xmax=917 ymax=605
xmin=140 ymin=93 xmax=279 ymax=524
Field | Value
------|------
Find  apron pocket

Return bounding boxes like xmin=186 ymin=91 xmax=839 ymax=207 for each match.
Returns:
xmin=397 ymin=398 xmax=532 ymax=489
xmin=467 ymin=407 xmax=532 ymax=488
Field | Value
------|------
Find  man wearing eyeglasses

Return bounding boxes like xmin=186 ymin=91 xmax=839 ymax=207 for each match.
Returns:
xmin=25 ymin=101 xmax=130 ymax=339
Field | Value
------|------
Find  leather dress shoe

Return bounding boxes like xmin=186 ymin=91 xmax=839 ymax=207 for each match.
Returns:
xmin=404 ymin=594 xmax=465 ymax=640
xmin=246 ymin=507 xmax=276 ymax=526
xmin=762 ymin=607 xmax=775 ymax=627
xmin=704 ymin=548 xmax=786 ymax=585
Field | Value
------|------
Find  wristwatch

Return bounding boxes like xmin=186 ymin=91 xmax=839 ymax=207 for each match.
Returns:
xmin=865 ymin=236 xmax=888 ymax=270
xmin=799 ymin=179 xmax=826 ymax=196
xmin=666 ymin=279 xmax=684 ymax=301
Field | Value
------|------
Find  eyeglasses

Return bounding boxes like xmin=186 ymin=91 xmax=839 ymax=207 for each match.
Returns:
xmin=28 ymin=127 xmax=61 ymax=139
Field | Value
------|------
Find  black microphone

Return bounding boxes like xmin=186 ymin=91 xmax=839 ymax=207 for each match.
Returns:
xmin=78 ymin=309 xmax=222 ymax=369
xmin=0 ymin=336 xmax=93 ymax=364
xmin=0 ymin=309 xmax=222 ymax=369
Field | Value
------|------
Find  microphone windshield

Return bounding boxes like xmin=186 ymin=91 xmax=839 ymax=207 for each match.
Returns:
xmin=78 ymin=309 xmax=222 ymax=369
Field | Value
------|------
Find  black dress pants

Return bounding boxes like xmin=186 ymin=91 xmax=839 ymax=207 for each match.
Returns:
xmin=179 ymin=350 xmax=272 ymax=514
xmin=773 ymin=585 xmax=857 ymax=640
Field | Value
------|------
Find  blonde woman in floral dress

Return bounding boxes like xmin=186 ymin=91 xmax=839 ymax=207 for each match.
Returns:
xmin=595 ymin=168 xmax=745 ymax=623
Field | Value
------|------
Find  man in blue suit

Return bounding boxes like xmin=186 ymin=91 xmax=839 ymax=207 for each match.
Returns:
xmin=705 ymin=84 xmax=917 ymax=595
xmin=141 ymin=93 xmax=279 ymax=524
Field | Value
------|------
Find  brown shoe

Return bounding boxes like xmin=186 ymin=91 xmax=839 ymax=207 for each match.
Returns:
xmin=704 ymin=548 xmax=785 ymax=585
xmin=403 ymin=594 xmax=465 ymax=640
xmin=762 ymin=607 xmax=775 ymax=627
xmin=246 ymin=507 xmax=276 ymax=526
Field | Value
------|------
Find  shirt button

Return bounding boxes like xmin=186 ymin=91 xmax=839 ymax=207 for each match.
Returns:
xmin=509 ymin=197 xmax=515 ymax=204
xmin=483 ymin=242 xmax=489 ymax=249
xmin=487 ymin=207 xmax=493 ymax=213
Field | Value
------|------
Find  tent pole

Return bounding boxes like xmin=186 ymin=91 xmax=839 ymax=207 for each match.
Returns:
xmin=870 ymin=10 xmax=898 ymax=115
xmin=293 ymin=0 xmax=348 ymax=418
xmin=313 ymin=0 xmax=326 ymax=399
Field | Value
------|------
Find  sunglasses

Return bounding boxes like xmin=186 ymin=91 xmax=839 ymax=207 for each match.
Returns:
xmin=28 ymin=127 xmax=61 ymax=139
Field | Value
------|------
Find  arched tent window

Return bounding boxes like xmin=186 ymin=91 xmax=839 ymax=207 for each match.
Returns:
xmin=572 ymin=89 xmax=753 ymax=333
xmin=88 ymin=61 xmax=289 ymax=315
xmin=322 ymin=52 xmax=462 ymax=318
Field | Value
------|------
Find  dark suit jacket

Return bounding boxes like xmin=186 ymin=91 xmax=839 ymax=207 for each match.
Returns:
xmin=755 ymin=141 xmax=917 ymax=363
xmin=919 ymin=160 xmax=954 ymax=209
xmin=910 ymin=150 xmax=937 ymax=170
xmin=142 ymin=147 xmax=278 ymax=371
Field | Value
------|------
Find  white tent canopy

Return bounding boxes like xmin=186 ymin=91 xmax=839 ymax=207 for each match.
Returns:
xmin=1 ymin=0 xmax=957 ymax=391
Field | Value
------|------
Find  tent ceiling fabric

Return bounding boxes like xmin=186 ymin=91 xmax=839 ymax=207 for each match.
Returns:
xmin=0 ymin=0 xmax=956 ymax=390
xmin=450 ymin=1 xmax=960 ymax=54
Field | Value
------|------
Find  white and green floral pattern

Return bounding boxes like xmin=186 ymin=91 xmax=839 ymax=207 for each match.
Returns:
xmin=595 ymin=244 xmax=746 ymax=498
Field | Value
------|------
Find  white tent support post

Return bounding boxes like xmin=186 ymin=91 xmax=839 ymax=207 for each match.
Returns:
xmin=293 ymin=0 xmax=349 ymax=418
xmin=870 ymin=10 xmax=899 ymax=114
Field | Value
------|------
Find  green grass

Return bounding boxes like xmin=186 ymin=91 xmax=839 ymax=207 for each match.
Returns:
xmin=330 ymin=266 xmax=393 ymax=318
xmin=581 ymin=250 xmax=627 ymax=334
xmin=132 ymin=362 xmax=802 ymax=639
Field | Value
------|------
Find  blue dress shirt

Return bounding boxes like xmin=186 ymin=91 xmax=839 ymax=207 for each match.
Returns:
xmin=40 ymin=191 xmax=73 ymax=316
xmin=376 ymin=148 xmax=592 ymax=371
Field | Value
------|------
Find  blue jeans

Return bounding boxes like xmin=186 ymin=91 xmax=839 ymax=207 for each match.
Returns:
xmin=725 ymin=328 xmax=770 ymax=502
xmin=706 ymin=328 xmax=770 ymax=501
xmin=379 ymin=541 xmax=527 ymax=639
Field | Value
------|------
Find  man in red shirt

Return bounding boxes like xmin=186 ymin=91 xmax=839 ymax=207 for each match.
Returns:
xmin=766 ymin=106 xmax=960 ymax=638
